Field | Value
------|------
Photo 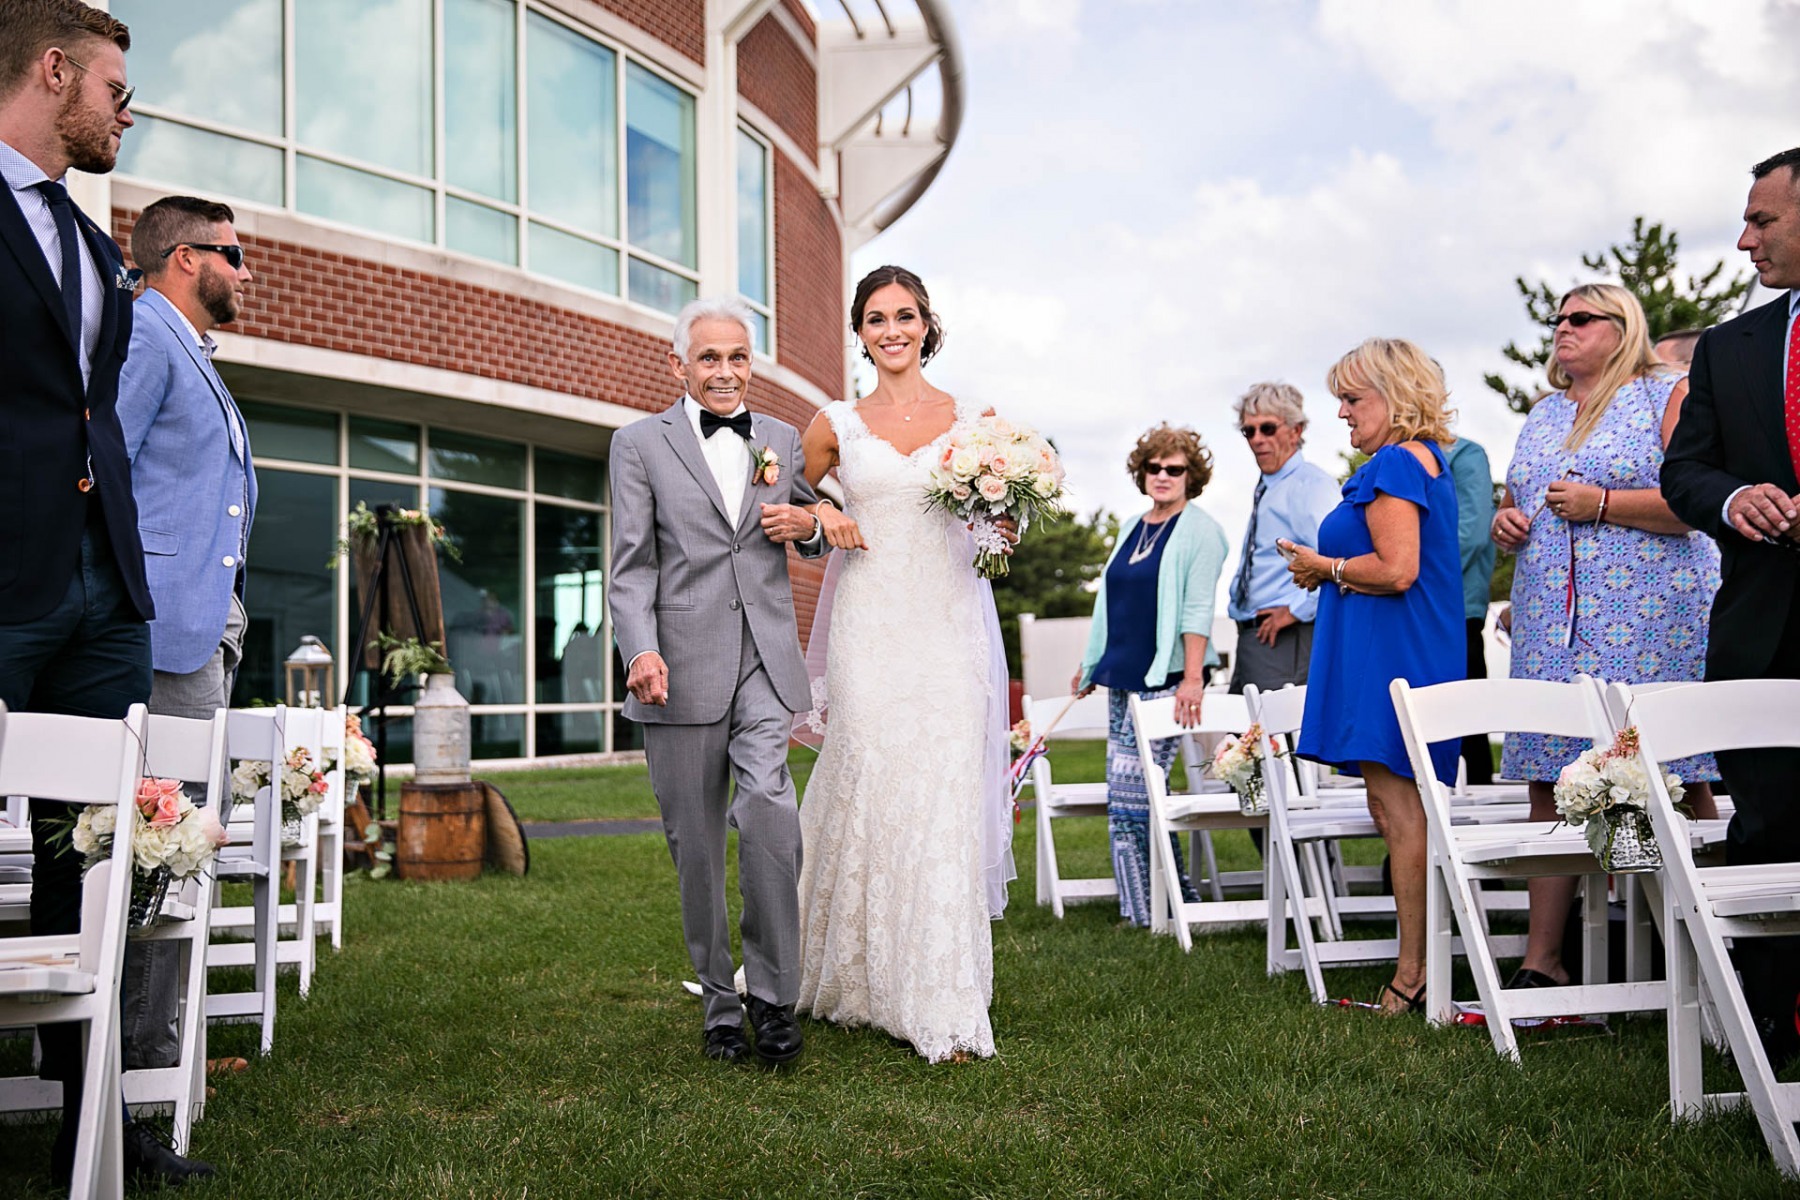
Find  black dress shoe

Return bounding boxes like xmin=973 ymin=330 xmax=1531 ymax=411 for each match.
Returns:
xmin=703 ymin=1023 xmax=752 ymax=1063
xmin=745 ymin=996 xmax=803 ymax=1065
xmin=124 ymin=1120 xmax=216 ymax=1186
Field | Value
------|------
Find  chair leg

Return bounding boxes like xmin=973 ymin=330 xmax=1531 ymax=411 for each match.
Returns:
xmin=1580 ymin=877 xmax=1609 ymax=988
xmin=1424 ymin=845 xmax=1455 ymax=1027
xmin=295 ymin=848 xmax=318 ymax=998
xmin=1196 ymin=831 xmax=1225 ymax=904
xmin=1666 ymin=907 xmax=1705 ymax=1121
xmin=252 ymin=872 xmax=277 ymax=1055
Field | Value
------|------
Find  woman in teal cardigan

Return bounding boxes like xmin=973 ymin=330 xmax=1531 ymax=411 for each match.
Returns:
xmin=1074 ymin=424 xmax=1230 ymax=927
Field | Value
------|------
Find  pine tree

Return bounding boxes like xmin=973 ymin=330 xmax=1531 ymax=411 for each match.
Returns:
xmin=1484 ymin=217 xmax=1752 ymax=414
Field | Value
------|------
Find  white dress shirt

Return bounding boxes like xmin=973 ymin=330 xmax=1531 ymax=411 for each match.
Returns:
xmin=0 ymin=138 xmax=105 ymax=388
xmin=684 ymin=394 xmax=753 ymax=518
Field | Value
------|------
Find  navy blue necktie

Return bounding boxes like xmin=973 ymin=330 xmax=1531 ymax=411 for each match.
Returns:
xmin=1232 ymin=478 xmax=1268 ymax=612
xmin=35 ymin=180 xmax=83 ymax=341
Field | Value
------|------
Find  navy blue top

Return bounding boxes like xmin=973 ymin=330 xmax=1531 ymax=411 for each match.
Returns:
xmin=1092 ymin=510 xmax=1182 ymax=693
xmin=1297 ymin=442 xmax=1464 ymax=782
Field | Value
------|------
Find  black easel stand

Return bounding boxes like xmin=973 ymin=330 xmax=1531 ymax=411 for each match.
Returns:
xmin=341 ymin=505 xmax=434 ymax=820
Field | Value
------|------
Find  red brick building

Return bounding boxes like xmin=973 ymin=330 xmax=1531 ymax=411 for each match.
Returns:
xmin=79 ymin=0 xmax=963 ymax=761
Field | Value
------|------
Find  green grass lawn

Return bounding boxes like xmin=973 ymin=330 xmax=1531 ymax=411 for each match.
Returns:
xmin=2 ymin=753 xmax=1792 ymax=1198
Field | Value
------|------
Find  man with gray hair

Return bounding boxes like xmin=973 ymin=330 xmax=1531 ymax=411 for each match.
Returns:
xmin=1225 ymin=381 xmax=1340 ymax=693
xmin=609 ymin=297 xmax=829 ymax=1065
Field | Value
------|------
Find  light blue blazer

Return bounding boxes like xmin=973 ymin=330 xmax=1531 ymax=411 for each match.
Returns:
xmin=118 ymin=288 xmax=258 ymax=675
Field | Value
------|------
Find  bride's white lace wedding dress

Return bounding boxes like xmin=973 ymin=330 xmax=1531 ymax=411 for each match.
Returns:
xmin=796 ymin=398 xmax=1012 ymax=1063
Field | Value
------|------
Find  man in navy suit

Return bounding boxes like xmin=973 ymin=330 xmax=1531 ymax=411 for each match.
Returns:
xmin=115 ymin=194 xmax=257 ymax=1081
xmin=1663 ymin=145 xmax=1800 ymax=1068
xmin=0 ymin=0 xmax=210 ymax=1186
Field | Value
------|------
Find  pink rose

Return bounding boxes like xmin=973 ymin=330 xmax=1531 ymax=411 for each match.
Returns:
xmin=137 ymin=777 xmax=184 ymax=827
xmin=977 ymin=475 xmax=1008 ymax=503
xmin=763 ymin=464 xmax=780 ymax=485
xmin=989 ymin=454 xmax=1011 ymax=476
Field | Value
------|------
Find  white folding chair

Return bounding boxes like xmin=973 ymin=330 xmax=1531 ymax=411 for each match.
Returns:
xmin=1249 ymin=685 xmax=1399 ymax=1002
xmin=1129 ymin=691 xmax=1264 ymax=950
xmin=120 ymin=711 xmax=229 ymax=1154
xmin=211 ymin=706 xmax=325 ymax=999
xmin=312 ymin=707 xmax=348 ymax=952
xmin=1608 ymin=678 xmax=1800 ymax=1178
xmin=1392 ymin=677 xmax=1662 ymax=1060
xmin=206 ymin=707 xmax=285 ymax=1054
xmin=1025 ymin=692 xmax=1115 ymax=918
xmin=0 ymin=705 xmax=148 ymax=1200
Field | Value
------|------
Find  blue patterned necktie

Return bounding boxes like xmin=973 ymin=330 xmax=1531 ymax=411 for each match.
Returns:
xmin=1232 ymin=477 xmax=1267 ymax=612
xmin=34 ymin=180 xmax=83 ymax=340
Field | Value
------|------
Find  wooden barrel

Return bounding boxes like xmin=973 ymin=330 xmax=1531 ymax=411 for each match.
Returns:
xmin=396 ymin=782 xmax=486 ymax=881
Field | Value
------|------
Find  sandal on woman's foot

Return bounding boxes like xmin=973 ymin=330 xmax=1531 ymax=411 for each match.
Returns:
xmin=1505 ymin=967 xmax=1561 ymax=990
xmin=1379 ymin=981 xmax=1426 ymax=1015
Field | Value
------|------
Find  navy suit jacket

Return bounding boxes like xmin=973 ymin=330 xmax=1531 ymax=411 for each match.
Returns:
xmin=118 ymin=288 xmax=257 ymax=674
xmin=0 ymin=177 xmax=151 ymax=623
xmin=1661 ymin=292 xmax=1800 ymax=680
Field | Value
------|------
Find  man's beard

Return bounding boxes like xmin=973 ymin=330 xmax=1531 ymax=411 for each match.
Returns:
xmin=198 ymin=263 xmax=240 ymax=327
xmin=56 ymin=87 xmax=117 ymax=174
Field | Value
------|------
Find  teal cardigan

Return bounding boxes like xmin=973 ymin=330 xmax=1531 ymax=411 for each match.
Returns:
xmin=1079 ymin=504 xmax=1230 ymax=691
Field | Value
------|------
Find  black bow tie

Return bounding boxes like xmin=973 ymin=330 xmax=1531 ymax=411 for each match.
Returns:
xmin=699 ymin=409 xmax=752 ymax=440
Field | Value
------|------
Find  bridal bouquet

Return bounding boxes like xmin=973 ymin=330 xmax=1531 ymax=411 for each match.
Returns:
xmin=1209 ymin=724 xmax=1275 ymax=816
xmin=231 ymin=746 xmax=331 ymax=825
xmin=1553 ymin=726 xmax=1680 ymax=871
xmin=924 ymin=415 xmax=1067 ymax=578
xmin=68 ymin=778 xmax=229 ymax=926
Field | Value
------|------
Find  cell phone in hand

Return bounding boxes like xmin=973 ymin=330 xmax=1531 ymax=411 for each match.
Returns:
xmin=1275 ymin=539 xmax=1299 ymax=563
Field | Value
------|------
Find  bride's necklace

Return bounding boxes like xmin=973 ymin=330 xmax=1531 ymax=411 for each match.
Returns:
xmin=1128 ymin=513 xmax=1176 ymax=564
xmin=899 ymin=393 xmax=926 ymax=422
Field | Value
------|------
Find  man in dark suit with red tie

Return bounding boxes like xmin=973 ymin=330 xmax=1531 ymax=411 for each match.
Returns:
xmin=0 ymin=0 xmax=211 ymax=1185
xmin=1662 ymin=145 xmax=1800 ymax=1068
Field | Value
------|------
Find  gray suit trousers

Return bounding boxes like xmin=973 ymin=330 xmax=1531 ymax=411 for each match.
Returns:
xmin=643 ymin=618 xmax=802 ymax=1029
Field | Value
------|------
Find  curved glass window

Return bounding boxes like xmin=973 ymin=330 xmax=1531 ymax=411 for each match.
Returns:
xmin=296 ymin=0 xmax=433 ymax=178
xmin=116 ymin=3 xmax=754 ymax=324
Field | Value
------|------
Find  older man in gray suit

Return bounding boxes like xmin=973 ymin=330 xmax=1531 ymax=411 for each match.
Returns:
xmin=610 ymin=297 xmax=831 ymax=1065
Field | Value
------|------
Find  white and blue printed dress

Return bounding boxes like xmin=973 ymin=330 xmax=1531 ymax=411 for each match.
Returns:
xmin=1501 ymin=372 xmax=1721 ymax=782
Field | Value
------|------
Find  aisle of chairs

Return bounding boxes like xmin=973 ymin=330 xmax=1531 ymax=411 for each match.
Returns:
xmin=1019 ymin=612 xmax=1800 ymax=1179
xmin=0 ymin=702 xmax=362 ymax=1199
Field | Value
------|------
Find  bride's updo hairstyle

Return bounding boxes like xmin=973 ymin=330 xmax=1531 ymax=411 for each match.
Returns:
xmin=851 ymin=265 xmax=945 ymax=365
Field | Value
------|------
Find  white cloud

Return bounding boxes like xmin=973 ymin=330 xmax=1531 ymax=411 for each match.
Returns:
xmin=863 ymin=0 xmax=1799 ymax=592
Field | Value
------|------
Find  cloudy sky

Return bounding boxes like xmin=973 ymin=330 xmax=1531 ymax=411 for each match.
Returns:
xmin=853 ymin=0 xmax=1800 ymax=571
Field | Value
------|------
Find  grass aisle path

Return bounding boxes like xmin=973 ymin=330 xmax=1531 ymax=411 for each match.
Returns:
xmin=2 ymin=749 xmax=1792 ymax=1197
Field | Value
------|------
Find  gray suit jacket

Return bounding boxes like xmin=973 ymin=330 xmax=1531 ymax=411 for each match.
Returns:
xmin=609 ymin=401 xmax=824 ymax=726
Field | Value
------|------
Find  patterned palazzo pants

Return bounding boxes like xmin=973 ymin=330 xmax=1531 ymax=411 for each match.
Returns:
xmin=1106 ymin=687 xmax=1199 ymax=927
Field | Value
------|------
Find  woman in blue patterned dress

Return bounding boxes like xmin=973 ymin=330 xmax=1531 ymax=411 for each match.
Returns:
xmin=1283 ymin=339 xmax=1466 ymax=1015
xmin=1491 ymin=282 xmax=1720 ymax=990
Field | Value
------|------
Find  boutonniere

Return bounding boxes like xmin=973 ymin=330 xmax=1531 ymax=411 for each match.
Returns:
xmin=751 ymin=445 xmax=780 ymax=486
xmin=114 ymin=266 xmax=142 ymax=292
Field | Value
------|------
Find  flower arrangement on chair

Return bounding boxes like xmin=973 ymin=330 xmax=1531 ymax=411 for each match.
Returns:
xmin=1208 ymin=724 xmax=1278 ymax=817
xmin=1552 ymin=725 xmax=1680 ymax=873
xmin=231 ymin=747 xmax=330 ymax=845
xmin=67 ymin=778 xmax=229 ymax=928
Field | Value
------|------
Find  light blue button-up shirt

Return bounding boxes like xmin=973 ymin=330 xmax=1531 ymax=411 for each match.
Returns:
xmin=1225 ymin=453 xmax=1341 ymax=624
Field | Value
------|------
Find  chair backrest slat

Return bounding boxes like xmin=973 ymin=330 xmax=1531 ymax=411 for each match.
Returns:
xmin=1620 ymin=679 xmax=1800 ymax=762
xmin=0 ymin=712 xmax=140 ymax=804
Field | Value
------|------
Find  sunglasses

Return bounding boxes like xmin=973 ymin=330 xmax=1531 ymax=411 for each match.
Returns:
xmin=161 ymin=243 xmax=245 ymax=270
xmin=60 ymin=52 xmax=134 ymax=114
xmin=1143 ymin=462 xmax=1189 ymax=478
xmin=1546 ymin=311 xmax=1620 ymax=331
xmin=1240 ymin=421 xmax=1282 ymax=439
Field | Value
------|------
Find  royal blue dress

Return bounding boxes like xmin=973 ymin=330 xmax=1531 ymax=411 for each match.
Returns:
xmin=1298 ymin=442 xmax=1463 ymax=783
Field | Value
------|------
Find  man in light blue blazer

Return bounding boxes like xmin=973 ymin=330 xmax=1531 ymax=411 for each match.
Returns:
xmin=118 ymin=195 xmax=257 ymax=712
xmin=116 ymin=194 xmax=257 ymax=1072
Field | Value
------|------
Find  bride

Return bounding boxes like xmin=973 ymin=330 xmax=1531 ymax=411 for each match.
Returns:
xmin=794 ymin=265 xmax=1015 ymax=1063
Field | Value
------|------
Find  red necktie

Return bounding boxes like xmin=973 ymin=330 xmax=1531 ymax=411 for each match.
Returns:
xmin=1788 ymin=306 xmax=1800 ymax=478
